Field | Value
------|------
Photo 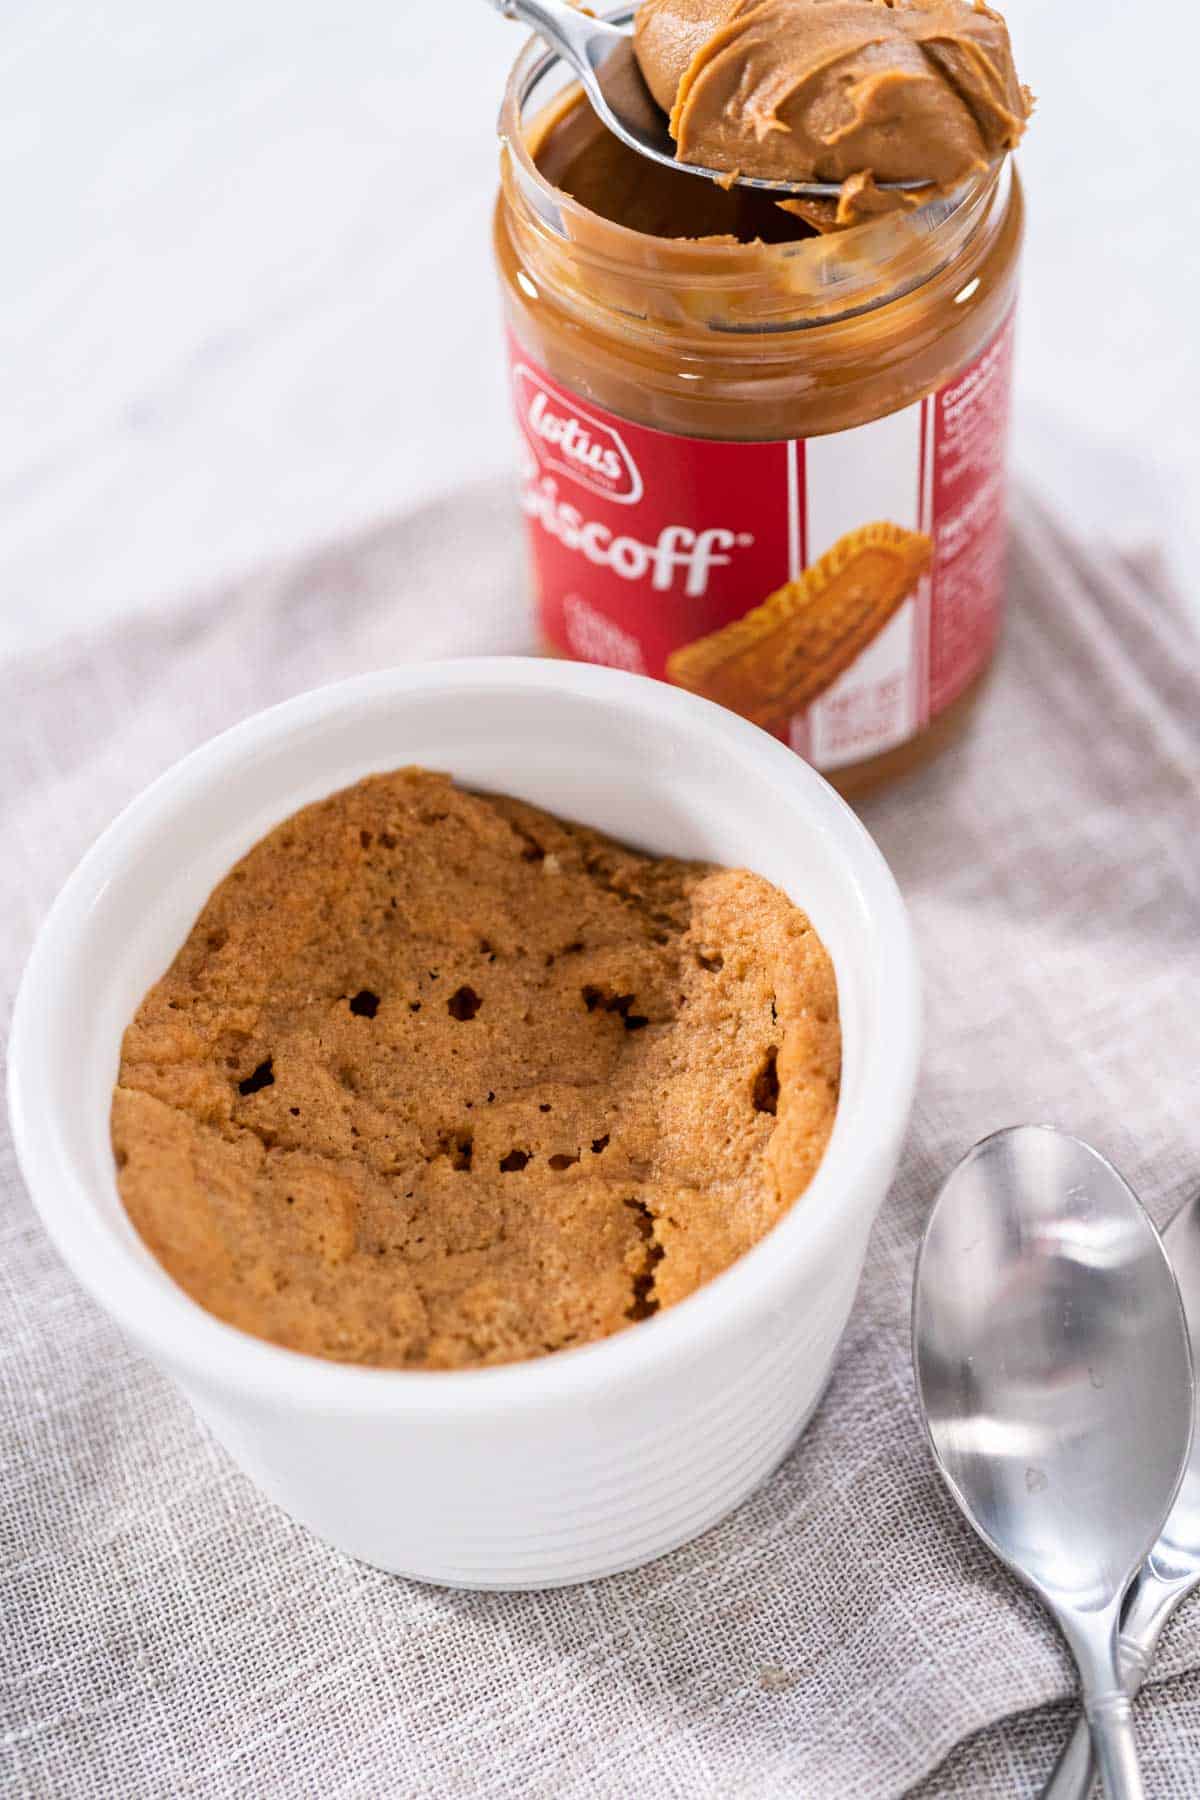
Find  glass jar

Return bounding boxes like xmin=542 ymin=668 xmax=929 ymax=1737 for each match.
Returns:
xmin=493 ymin=19 xmax=1025 ymax=797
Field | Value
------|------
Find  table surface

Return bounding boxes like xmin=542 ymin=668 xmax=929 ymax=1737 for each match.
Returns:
xmin=6 ymin=0 xmax=1199 ymax=658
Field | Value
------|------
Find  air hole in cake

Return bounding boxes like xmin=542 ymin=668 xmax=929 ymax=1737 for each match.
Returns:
xmin=697 ymin=951 xmax=724 ymax=973
xmin=359 ymin=829 xmax=372 ymax=849
xmin=548 ymin=1152 xmax=580 ymax=1171
xmin=499 ymin=1149 xmax=530 ymax=1173
xmin=592 ymin=1134 xmax=610 ymax=1155
xmin=539 ymin=1103 xmax=552 ymax=1113
xmin=451 ymin=1134 xmax=473 ymax=1172
xmin=237 ymin=1057 xmax=275 ymax=1097
xmin=447 ymin=985 xmax=482 ymax=1021
xmin=582 ymin=985 xmax=637 ymax=1018
xmin=753 ymin=1047 xmax=780 ymax=1116
xmin=349 ymin=989 xmax=380 ymax=1018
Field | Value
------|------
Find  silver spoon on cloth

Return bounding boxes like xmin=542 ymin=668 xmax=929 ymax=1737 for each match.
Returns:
xmin=1044 ymin=1189 xmax=1200 ymax=1800
xmin=913 ymin=1126 xmax=1194 ymax=1800
xmin=486 ymin=0 xmax=931 ymax=200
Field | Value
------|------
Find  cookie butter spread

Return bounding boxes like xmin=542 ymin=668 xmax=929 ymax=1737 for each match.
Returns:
xmin=111 ymin=771 xmax=840 ymax=1370
xmin=634 ymin=0 xmax=1033 ymax=221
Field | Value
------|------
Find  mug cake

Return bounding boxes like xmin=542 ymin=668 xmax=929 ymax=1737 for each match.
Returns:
xmin=111 ymin=769 xmax=840 ymax=1369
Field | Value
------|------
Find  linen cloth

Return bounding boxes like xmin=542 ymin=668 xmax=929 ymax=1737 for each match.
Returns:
xmin=3 ymin=482 xmax=1199 ymax=1798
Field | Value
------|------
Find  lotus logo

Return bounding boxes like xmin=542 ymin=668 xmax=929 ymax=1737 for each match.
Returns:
xmin=513 ymin=366 xmax=644 ymax=506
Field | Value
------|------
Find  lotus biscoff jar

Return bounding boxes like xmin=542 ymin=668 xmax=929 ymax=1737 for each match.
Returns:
xmin=492 ymin=8 xmax=1026 ymax=796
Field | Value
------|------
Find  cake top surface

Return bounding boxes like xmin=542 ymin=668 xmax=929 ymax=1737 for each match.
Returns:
xmin=112 ymin=769 xmax=840 ymax=1369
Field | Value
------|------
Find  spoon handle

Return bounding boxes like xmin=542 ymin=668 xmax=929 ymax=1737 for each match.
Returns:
xmin=486 ymin=0 xmax=623 ymax=51
xmin=1042 ymin=1566 xmax=1194 ymax=1800
xmin=1085 ymin=1692 xmax=1144 ymax=1800
xmin=1045 ymin=1680 xmax=1138 ymax=1800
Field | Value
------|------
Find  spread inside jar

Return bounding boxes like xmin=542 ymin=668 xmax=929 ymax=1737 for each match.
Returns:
xmin=534 ymin=73 xmax=813 ymax=242
xmin=633 ymin=0 xmax=1033 ymax=226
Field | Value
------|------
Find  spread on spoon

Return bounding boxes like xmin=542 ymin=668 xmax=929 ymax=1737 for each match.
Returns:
xmin=111 ymin=770 xmax=840 ymax=1370
xmin=633 ymin=0 xmax=1033 ymax=225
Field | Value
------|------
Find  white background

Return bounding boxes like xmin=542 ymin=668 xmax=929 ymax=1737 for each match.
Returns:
xmin=4 ymin=0 xmax=1199 ymax=658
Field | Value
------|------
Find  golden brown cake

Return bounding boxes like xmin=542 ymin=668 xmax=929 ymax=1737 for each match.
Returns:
xmin=112 ymin=770 xmax=840 ymax=1370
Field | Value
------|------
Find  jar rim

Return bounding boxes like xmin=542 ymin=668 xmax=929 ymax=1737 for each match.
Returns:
xmin=497 ymin=7 xmax=1010 ymax=331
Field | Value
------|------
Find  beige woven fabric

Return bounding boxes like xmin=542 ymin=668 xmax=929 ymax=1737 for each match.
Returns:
xmin=3 ymin=485 xmax=1199 ymax=1797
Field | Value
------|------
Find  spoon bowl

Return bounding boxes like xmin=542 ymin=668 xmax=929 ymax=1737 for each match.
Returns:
xmin=1045 ymin=1187 xmax=1200 ymax=1799
xmin=914 ymin=1126 xmax=1193 ymax=1799
xmin=1152 ymin=1196 xmax=1200 ymax=1574
xmin=488 ymin=0 xmax=932 ymax=201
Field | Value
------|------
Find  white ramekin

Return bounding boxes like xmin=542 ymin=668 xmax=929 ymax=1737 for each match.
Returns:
xmin=8 ymin=658 xmax=919 ymax=1589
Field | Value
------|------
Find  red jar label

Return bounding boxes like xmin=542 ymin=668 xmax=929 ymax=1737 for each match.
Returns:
xmin=508 ymin=311 xmax=1015 ymax=771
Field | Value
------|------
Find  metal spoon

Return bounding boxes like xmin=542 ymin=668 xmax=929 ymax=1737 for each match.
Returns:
xmin=1044 ymin=1188 xmax=1200 ymax=1799
xmin=913 ymin=1126 xmax=1194 ymax=1800
xmin=487 ymin=0 xmax=931 ymax=200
